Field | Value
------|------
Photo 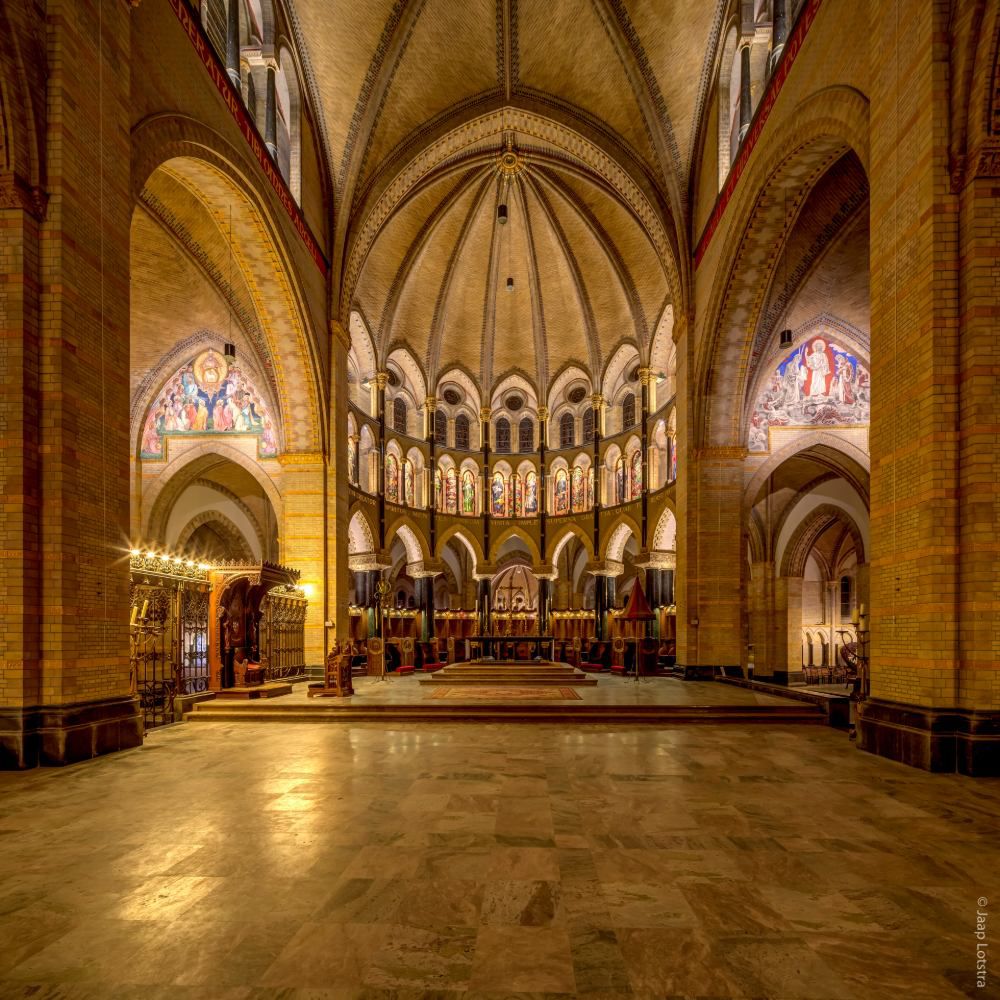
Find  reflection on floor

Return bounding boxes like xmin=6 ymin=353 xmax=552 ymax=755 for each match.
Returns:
xmin=0 ymin=721 xmax=996 ymax=997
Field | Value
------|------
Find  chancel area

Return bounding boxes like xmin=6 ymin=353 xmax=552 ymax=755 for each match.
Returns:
xmin=0 ymin=0 xmax=998 ymax=994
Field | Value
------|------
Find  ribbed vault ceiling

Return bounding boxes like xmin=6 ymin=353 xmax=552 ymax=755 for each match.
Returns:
xmin=291 ymin=0 xmax=727 ymax=393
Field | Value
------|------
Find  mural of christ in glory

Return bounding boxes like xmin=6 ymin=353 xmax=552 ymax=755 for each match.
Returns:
xmin=799 ymin=338 xmax=834 ymax=397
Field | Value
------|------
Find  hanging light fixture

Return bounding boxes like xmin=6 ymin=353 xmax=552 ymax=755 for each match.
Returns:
xmin=506 ymin=276 xmax=514 ymax=292
xmin=497 ymin=203 xmax=508 ymax=225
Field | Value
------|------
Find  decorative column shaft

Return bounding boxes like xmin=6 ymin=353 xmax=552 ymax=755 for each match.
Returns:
xmin=477 ymin=578 xmax=492 ymax=637
xmin=264 ymin=64 xmax=278 ymax=159
xmin=225 ymin=0 xmax=241 ymax=89
xmin=537 ymin=405 xmax=548 ymax=558
xmin=480 ymin=406 xmax=492 ymax=551
xmin=738 ymin=44 xmax=753 ymax=143
xmin=374 ymin=372 xmax=389 ymax=548
xmin=591 ymin=393 xmax=603 ymax=559
xmin=425 ymin=395 xmax=437 ymax=548
xmin=537 ymin=578 xmax=552 ymax=636
xmin=638 ymin=369 xmax=652 ymax=547
xmin=418 ymin=577 xmax=436 ymax=641
xmin=771 ymin=0 xmax=788 ymax=71
xmin=594 ymin=574 xmax=607 ymax=640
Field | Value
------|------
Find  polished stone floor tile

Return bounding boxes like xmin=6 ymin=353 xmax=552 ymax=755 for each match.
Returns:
xmin=0 ymin=720 xmax=997 ymax=999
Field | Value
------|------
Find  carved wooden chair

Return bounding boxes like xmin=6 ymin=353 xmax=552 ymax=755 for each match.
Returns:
xmin=397 ymin=637 xmax=417 ymax=676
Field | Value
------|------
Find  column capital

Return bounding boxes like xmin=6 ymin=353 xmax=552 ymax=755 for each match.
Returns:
xmin=634 ymin=548 xmax=676 ymax=570
xmin=373 ymin=371 xmax=391 ymax=390
xmin=537 ymin=406 xmax=550 ymax=421
xmin=479 ymin=406 xmax=492 ymax=422
xmin=590 ymin=393 xmax=605 ymax=409
xmin=637 ymin=367 xmax=655 ymax=387
xmin=424 ymin=394 xmax=437 ymax=411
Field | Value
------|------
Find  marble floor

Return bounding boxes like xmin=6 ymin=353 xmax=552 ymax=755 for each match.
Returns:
xmin=0 ymin=722 xmax=997 ymax=999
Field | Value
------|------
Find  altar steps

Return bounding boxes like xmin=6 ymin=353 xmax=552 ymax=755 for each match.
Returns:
xmin=418 ymin=660 xmax=598 ymax=686
xmin=187 ymin=701 xmax=825 ymax=725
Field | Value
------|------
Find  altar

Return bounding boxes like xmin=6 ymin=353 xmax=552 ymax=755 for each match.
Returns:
xmin=467 ymin=634 xmax=555 ymax=661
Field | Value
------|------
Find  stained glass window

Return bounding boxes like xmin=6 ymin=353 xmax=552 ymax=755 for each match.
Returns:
xmin=392 ymin=397 xmax=407 ymax=434
xmin=461 ymin=470 xmax=476 ymax=514
xmin=525 ymin=471 xmax=538 ymax=514
xmin=583 ymin=407 xmax=594 ymax=443
xmin=491 ymin=471 xmax=506 ymax=516
xmin=445 ymin=468 xmax=458 ymax=513
xmin=669 ymin=436 xmax=677 ymax=481
xmin=554 ymin=469 xmax=569 ymax=514
xmin=511 ymin=473 xmax=523 ymax=516
xmin=455 ymin=413 xmax=470 ymax=449
xmin=615 ymin=459 xmax=625 ymax=504
xmin=559 ymin=412 xmax=574 ymax=449
xmin=518 ymin=417 xmax=533 ymax=453
xmin=630 ymin=450 xmax=642 ymax=499
xmin=435 ymin=468 xmax=442 ymax=510
xmin=571 ymin=466 xmax=584 ymax=511
xmin=587 ymin=467 xmax=595 ymax=508
xmin=495 ymin=418 xmax=511 ymax=453
xmin=622 ymin=393 xmax=636 ymax=430
xmin=435 ymin=409 xmax=447 ymax=446
xmin=385 ymin=454 xmax=399 ymax=503
xmin=403 ymin=460 xmax=414 ymax=506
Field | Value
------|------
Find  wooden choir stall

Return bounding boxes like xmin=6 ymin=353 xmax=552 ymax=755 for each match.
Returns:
xmin=208 ymin=562 xmax=308 ymax=699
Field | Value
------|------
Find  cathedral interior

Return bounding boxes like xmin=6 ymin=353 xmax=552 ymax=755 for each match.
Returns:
xmin=0 ymin=0 xmax=998 ymax=995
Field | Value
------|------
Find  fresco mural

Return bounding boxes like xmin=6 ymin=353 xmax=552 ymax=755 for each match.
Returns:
xmin=749 ymin=337 xmax=870 ymax=452
xmin=511 ymin=473 xmax=523 ymax=516
xmin=385 ymin=455 xmax=399 ymax=503
xmin=629 ymin=451 xmax=642 ymax=499
xmin=140 ymin=350 xmax=277 ymax=458
xmin=403 ymin=460 xmax=414 ymax=506
xmin=571 ymin=466 xmax=584 ymax=512
xmin=615 ymin=459 xmax=625 ymax=504
xmin=435 ymin=469 xmax=442 ymax=510
xmin=445 ymin=469 xmax=458 ymax=513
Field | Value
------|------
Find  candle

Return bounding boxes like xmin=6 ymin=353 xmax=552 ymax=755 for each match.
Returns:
xmin=130 ymin=605 xmax=138 ymax=626
xmin=140 ymin=599 xmax=149 ymax=620
xmin=850 ymin=608 xmax=859 ymax=627
xmin=859 ymin=603 xmax=867 ymax=616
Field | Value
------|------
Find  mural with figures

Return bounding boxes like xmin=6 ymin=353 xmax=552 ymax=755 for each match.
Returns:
xmin=749 ymin=337 xmax=870 ymax=452
xmin=140 ymin=350 xmax=277 ymax=459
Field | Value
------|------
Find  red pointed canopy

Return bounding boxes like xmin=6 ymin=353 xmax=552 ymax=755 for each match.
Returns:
xmin=620 ymin=577 xmax=655 ymax=620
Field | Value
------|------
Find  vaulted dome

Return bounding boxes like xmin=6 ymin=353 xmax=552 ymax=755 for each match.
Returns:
xmin=351 ymin=142 xmax=672 ymax=394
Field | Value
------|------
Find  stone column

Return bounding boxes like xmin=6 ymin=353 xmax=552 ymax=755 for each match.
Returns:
xmin=0 ymin=0 xmax=140 ymax=768
xmin=537 ymin=405 xmax=549 ymax=562
xmin=738 ymin=43 xmax=753 ymax=144
xmin=263 ymin=63 xmax=278 ymax=160
xmin=328 ymin=326 xmax=351 ymax=647
xmin=859 ymin=0 xmax=1000 ymax=774
xmin=225 ymin=0 xmax=241 ymax=89
xmin=638 ymin=368 xmax=653 ymax=546
xmin=480 ymin=406 xmax=492 ymax=556
xmin=770 ymin=0 xmax=788 ymax=73
xmin=425 ymin=395 xmax=437 ymax=548
xmin=280 ymin=455 xmax=327 ymax=669
xmin=373 ymin=371 xmax=389 ymax=548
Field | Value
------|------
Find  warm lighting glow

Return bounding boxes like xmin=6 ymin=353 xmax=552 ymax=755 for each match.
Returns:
xmin=198 ymin=563 xmax=211 ymax=571
xmin=145 ymin=550 xmax=156 ymax=559
xmin=301 ymin=583 xmax=315 ymax=599
xmin=130 ymin=548 xmax=141 ymax=557
xmin=186 ymin=560 xmax=195 ymax=568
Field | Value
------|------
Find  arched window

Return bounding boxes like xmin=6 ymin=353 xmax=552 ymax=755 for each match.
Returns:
xmin=615 ymin=459 xmax=626 ymax=504
xmin=840 ymin=576 xmax=853 ymax=619
xmin=444 ymin=469 xmax=458 ymax=513
xmin=435 ymin=468 xmax=442 ymax=511
xmin=461 ymin=470 xmax=476 ymax=514
xmin=495 ymin=417 xmax=511 ymax=453
xmin=554 ymin=469 xmax=569 ymax=514
xmin=669 ymin=435 xmax=678 ymax=481
xmin=583 ymin=407 xmax=595 ymax=443
xmin=511 ymin=474 xmax=523 ymax=516
xmin=559 ymin=412 xmax=575 ymax=449
xmin=402 ymin=460 xmax=414 ymax=506
xmin=455 ymin=413 xmax=470 ymax=450
xmin=621 ymin=393 xmax=636 ymax=431
xmin=587 ymin=467 xmax=595 ymax=509
xmin=392 ymin=397 xmax=407 ymax=434
xmin=571 ymin=466 xmax=585 ymax=512
xmin=518 ymin=417 xmax=533 ymax=453
xmin=435 ymin=409 xmax=447 ymax=446
xmin=629 ymin=450 xmax=642 ymax=499
xmin=525 ymin=471 xmax=539 ymax=514
xmin=491 ymin=472 xmax=507 ymax=516
xmin=385 ymin=455 xmax=399 ymax=504
xmin=201 ymin=0 xmax=227 ymax=61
